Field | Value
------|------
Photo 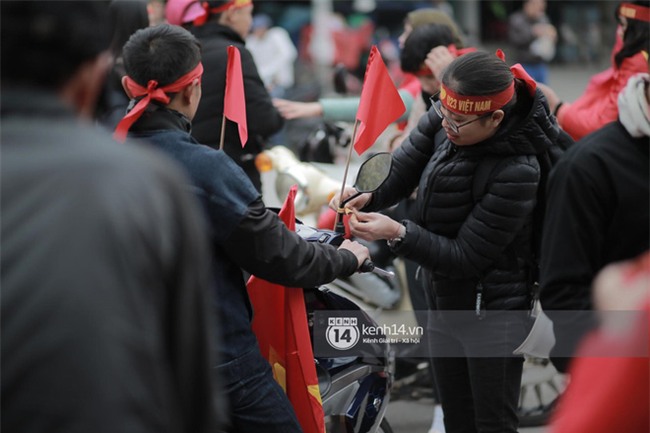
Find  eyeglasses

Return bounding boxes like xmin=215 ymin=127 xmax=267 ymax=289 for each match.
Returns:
xmin=430 ymin=93 xmax=492 ymax=135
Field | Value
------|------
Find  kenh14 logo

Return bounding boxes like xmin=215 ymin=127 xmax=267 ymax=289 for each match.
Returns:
xmin=325 ymin=317 xmax=360 ymax=350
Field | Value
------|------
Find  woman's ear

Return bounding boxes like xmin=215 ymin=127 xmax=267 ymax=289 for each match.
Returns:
xmin=491 ymin=110 xmax=505 ymax=128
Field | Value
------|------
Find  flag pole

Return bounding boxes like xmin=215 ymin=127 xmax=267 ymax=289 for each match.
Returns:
xmin=219 ymin=115 xmax=227 ymax=150
xmin=333 ymin=119 xmax=360 ymax=233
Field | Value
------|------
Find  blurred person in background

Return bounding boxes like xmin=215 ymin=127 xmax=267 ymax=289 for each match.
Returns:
xmin=394 ymin=19 xmax=475 ymax=146
xmin=548 ymin=251 xmax=649 ymax=433
xmin=96 ymin=0 xmax=150 ymax=130
xmin=538 ymin=0 xmax=649 ymax=141
xmin=272 ymin=8 xmax=465 ymax=126
xmin=246 ymin=13 xmax=297 ymax=99
xmin=1 ymin=2 xmax=223 ymax=432
xmin=508 ymin=0 xmax=557 ymax=84
xmin=147 ymin=0 xmax=166 ymax=26
xmin=166 ymin=0 xmax=284 ymax=194
xmin=539 ymin=69 xmax=649 ymax=373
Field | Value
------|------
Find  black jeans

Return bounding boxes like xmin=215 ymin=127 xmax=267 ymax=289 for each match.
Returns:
xmin=217 ymin=348 xmax=303 ymax=433
xmin=431 ymin=356 xmax=523 ymax=433
xmin=428 ymin=311 xmax=526 ymax=433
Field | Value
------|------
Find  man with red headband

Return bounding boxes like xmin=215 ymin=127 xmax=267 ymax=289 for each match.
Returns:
xmin=166 ymin=0 xmax=283 ymax=194
xmin=117 ymin=24 xmax=370 ymax=433
xmin=330 ymin=50 xmax=572 ymax=432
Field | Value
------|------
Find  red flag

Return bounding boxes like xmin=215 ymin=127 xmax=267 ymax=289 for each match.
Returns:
xmin=247 ymin=186 xmax=325 ymax=433
xmin=225 ymin=45 xmax=248 ymax=147
xmin=354 ymin=45 xmax=406 ymax=155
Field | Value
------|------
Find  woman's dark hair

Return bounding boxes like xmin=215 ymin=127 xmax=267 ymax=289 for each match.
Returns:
xmin=109 ymin=0 xmax=149 ymax=56
xmin=615 ymin=0 xmax=650 ymax=68
xmin=122 ymin=24 xmax=202 ymax=87
xmin=442 ymin=51 xmax=525 ymax=116
xmin=1 ymin=1 xmax=110 ymax=89
xmin=400 ymin=23 xmax=456 ymax=73
xmin=106 ymin=0 xmax=150 ymax=91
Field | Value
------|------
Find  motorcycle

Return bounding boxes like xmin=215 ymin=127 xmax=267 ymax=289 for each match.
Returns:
xmin=299 ymin=224 xmax=394 ymax=433
xmin=295 ymin=152 xmax=397 ymax=433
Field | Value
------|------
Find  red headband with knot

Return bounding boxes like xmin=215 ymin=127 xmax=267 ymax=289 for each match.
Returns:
xmin=192 ymin=0 xmax=253 ymax=26
xmin=440 ymin=49 xmax=537 ymax=116
xmin=496 ymin=49 xmax=537 ymax=96
xmin=114 ymin=62 xmax=204 ymax=142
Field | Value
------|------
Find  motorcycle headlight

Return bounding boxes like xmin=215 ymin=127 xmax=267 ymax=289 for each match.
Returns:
xmin=275 ymin=169 xmax=309 ymax=213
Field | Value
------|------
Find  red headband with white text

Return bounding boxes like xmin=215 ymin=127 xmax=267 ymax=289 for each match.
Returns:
xmin=439 ymin=50 xmax=536 ymax=116
xmin=619 ymin=3 xmax=650 ymax=22
xmin=114 ymin=63 xmax=204 ymax=142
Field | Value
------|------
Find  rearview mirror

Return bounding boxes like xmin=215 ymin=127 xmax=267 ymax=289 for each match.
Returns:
xmin=353 ymin=152 xmax=392 ymax=193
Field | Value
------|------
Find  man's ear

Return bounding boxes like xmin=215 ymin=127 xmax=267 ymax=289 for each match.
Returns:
xmin=180 ymin=79 xmax=201 ymax=104
xmin=122 ymin=76 xmax=134 ymax=99
xmin=218 ymin=8 xmax=233 ymax=25
xmin=181 ymin=81 xmax=194 ymax=102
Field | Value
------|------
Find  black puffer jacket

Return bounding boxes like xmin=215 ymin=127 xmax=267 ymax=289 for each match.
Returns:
xmin=190 ymin=23 xmax=284 ymax=192
xmin=366 ymin=86 xmax=570 ymax=311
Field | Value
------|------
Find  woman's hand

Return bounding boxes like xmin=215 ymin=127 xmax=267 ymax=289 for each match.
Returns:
xmin=272 ymin=99 xmax=323 ymax=119
xmin=329 ymin=187 xmax=371 ymax=212
xmin=348 ymin=209 xmax=402 ymax=242
xmin=424 ymin=45 xmax=455 ymax=81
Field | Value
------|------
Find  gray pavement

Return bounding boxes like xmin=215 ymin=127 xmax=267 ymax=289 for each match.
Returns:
xmin=385 ymin=400 xmax=549 ymax=433
xmin=385 ymin=399 xmax=550 ymax=433
xmin=546 ymin=62 xmax=604 ymax=102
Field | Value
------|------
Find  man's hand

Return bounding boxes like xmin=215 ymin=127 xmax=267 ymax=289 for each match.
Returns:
xmin=338 ymin=239 xmax=370 ymax=268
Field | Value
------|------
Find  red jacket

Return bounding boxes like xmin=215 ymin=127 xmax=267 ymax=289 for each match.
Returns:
xmin=549 ymin=301 xmax=650 ymax=433
xmin=558 ymin=50 xmax=649 ymax=140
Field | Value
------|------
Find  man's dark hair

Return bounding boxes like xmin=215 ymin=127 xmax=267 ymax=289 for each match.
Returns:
xmin=615 ymin=0 xmax=650 ymax=68
xmin=400 ymin=23 xmax=456 ymax=74
xmin=0 ymin=1 xmax=110 ymax=89
xmin=122 ymin=24 xmax=202 ymax=87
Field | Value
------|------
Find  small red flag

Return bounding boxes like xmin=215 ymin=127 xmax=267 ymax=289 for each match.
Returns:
xmin=247 ymin=185 xmax=326 ymax=433
xmin=354 ymin=45 xmax=406 ymax=155
xmin=225 ymin=45 xmax=248 ymax=147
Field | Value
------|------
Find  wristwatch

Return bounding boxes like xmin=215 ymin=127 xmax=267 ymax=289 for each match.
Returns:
xmin=387 ymin=224 xmax=406 ymax=248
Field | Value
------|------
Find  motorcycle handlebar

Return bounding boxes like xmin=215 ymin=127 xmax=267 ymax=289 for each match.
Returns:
xmin=293 ymin=220 xmax=394 ymax=278
xmin=360 ymin=259 xmax=395 ymax=279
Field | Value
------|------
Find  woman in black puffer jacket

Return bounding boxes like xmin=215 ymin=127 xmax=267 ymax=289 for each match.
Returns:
xmin=333 ymin=51 xmax=571 ymax=433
